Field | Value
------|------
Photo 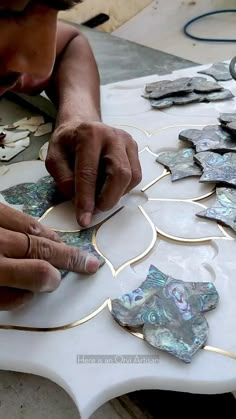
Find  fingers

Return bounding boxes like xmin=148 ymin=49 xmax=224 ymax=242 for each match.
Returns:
xmin=0 ymin=259 xmax=61 ymax=292
xmin=0 ymin=287 xmax=33 ymax=311
xmin=0 ymin=229 xmax=99 ymax=274
xmin=75 ymin=138 xmax=102 ymax=227
xmin=27 ymin=236 xmax=100 ymax=274
xmin=97 ymin=149 xmax=132 ymax=211
xmin=97 ymin=140 xmax=142 ymax=212
xmin=0 ymin=203 xmax=60 ymax=243
xmin=125 ymin=142 xmax=142 ymax=193
xmin=45 ymin=141 xmax=75 ymax=199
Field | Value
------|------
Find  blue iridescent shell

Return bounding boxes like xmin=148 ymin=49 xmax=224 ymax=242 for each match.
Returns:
xmin=0 ymin=176 xmax=64 ymax=218
xmin=156 ymin=148 xmax=202 ymax=181
xmin=111 ymin=265 xmax=219 ymax=363
xmin=197 ymin=187 xmax=236 ymax=233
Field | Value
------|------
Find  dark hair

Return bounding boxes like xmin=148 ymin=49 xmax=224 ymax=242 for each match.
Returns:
xmin=38 ymin=0 xmax=82 ymax=10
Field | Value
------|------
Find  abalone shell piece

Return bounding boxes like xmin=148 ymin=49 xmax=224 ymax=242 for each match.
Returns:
xmin=198 ymin=62 xmax=232 ymax=81
xmin=111 ymin=265 xmax=219 ymax=363
xmin=191 ymin=76 xmax=223 ymax=92
xmin=150 ymin=93 xmax=200 ymax=109
xmin=219 ymin=112 xmax=236 ymax=126
xmin=156 ymin=148 xmax=202 ymax=181
xmin=144 ymin=76 xmax=233 ymax=109
xmin=179 ymin=125 xmax=236 ymax=153
xmin=196 ymin=187 xmax=236 ymax=233
xmin=226 ymin=121 xmax=236 ymax=135
xmin=195 ymin=151 xmax=236 ymax=187
xmin=0 ymin=176 xmax=64 ymax=218
xmin=203 ymin=89 xmax=234 ymax=102
xmin=219 ymin=113 xmax=236 ymax=135
xmin=150 ymin=98 xmax=173 ymax=109
xmin=145 ymin=77 xmax=192 ymax=93
xmin=148 ymin=80 xmax=192 ymax=100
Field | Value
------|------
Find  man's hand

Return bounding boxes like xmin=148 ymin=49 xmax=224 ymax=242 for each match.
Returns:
xmin=0 ymin=203 xmax=100 ymax=311
xmin=46 ymin=121 xmax=142 ymax=227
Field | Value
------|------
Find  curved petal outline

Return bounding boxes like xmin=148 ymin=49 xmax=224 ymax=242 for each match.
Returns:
xmin=141 ymin=170 xmax=170 ymax=193
xmin=0 ymin=299 xmax=110 ymax=332
xmin=39 ymin=206 xmax=81 ymax=233
xmin=38 ymin=205 xmax=123 ymax=233
xmin=139 ymin=147 xmax=215 ymax=198
xmin=147 ymin=199 xmax=233 ymax=243
xmin=139 ymin=147 xmax=170 ymax=192
xmin=113 ymin=123 xmax=206 ymax=138
xmin=112 ymin=123 xmax=150 ymax=136
xmin=151 ymin=124 xmax=206 ymax=136
xmin=92 ymin=206 xmax=157 ymax=278
xmin=147 ymin=179 xmax=216 ymax=201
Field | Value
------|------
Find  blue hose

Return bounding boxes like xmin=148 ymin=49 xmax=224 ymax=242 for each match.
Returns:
xmin=183 ymin=9 xmax=236 ymax=42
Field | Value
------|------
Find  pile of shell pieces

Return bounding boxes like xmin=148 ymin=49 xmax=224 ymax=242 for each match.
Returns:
xmin=0 ymin=116 xmax=53 ymax=163
xmin=156 ymin=113 xmax=236 ymax=234
xmin=143 ymin=76 xmax=234 ymax=109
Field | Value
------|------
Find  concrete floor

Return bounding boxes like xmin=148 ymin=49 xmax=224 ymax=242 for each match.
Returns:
xmin=113 ymin=0 xmax=236 ymax=64
xmin=59 ymin=0 xmax=152 ymax=32
xmin=61 ymin=0 xmax=236 ymax=64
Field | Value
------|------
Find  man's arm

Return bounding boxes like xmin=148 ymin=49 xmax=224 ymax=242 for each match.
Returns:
xmin=32 ymin=21 xmax=141 ymax=227
xmin=46 ymin=21 xmax=101 ymax=124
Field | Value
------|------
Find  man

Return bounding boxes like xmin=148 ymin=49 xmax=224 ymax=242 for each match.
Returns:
xmin=0 ymin=0 xmax=141 ymax=310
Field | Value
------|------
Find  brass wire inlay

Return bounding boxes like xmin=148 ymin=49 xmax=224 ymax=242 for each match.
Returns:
xmin=141 ymin=170 xmax=170 ymax=193
xmin=108 ymin=304 xmax=236 ymax=361
xmin=92 ymin=206 xmax=157 ymax=277
xmin=145 ymin=199 xmax=232 ymax=243
xmin=151 ymin=124 xmax=207 ymax=136
xmin=0 ymin=299 xmax=109 ymax=332
xmin=38 ymin=206 xmax=81 ymax=233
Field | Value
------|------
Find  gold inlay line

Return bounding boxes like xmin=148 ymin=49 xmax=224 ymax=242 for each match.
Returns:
xmin=203 ymin=346 xmax=236 ymax=360
xmin=122 ymin=326 xmax=236 ymax=361
xmin=0 ymin=300 xmax=109 ymax=332
xmin=139 ymin=146 xmax=159 ymax=158
xmin=151 ymin=124 xmax=207 ymax=136
xmin=112 ymin=123 xmax=150 ymax=136
xmin=141 ymin=170 xmax=170 ymax=192
xmin=92 ymin=206 xmax=157 ymax=277
xmin=155 ymin=226 xmax=229 ymax=244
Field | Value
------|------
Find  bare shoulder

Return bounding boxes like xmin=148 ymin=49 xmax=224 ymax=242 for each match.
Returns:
xmin=56 ymin=21 xmax=82 ymax=55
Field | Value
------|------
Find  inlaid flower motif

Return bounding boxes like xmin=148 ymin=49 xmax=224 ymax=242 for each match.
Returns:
xmin=111 ymin=265 xmax=219 ymax=363
xmin=0 ymin=125 xmax=228 ymax=281
xmin=0 ymin=124 xmax=230 ymax=332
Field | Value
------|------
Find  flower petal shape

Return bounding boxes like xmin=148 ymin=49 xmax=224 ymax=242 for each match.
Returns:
xmin=144 ymin=200 xmax=224 ymax=241
xmin=179 ymin=125 xmax=236 ymax=153
xmin=138 ymin=148 xmax=165 ymax=190
xmin=145 ymin=173 xmax=214 ymax=200
xmin=156 ymin=148 xmax=202 ymax=181
xmin=40 ymin=201 xmax=122 ymax=231
xmin=197 ymin=187 xmax=236 ymax=233
xmin=111 ymin=124 xmax=149 ymax=151
xmin=195 ymin=151 xmax=236 ymax=187
xmin=95 ymin=206 xmax=156 ymax=275
xmin=111 ymin=265 xmax=219 ymax=362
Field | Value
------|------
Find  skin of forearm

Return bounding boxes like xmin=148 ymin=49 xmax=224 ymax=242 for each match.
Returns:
xmin=46 ymin=29 xmax=101 ymax=126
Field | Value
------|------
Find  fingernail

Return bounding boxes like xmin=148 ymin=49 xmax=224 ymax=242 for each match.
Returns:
xmin=79 ymin=212 xmax=92 ymax=227
xmin=85 ymin=255 xmax=100 ymax=274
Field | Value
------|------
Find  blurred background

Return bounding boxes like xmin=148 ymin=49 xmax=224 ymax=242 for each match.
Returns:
xmin=60 ymin=0 xmax=236 ymax=63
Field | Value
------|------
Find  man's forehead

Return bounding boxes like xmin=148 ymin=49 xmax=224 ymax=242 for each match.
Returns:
xmin=0 ymin=0 xmax=29 ymax=10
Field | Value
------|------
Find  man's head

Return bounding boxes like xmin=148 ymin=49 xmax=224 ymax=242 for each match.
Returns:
xmin=0 ymin=0 xmax=81 ymax=95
